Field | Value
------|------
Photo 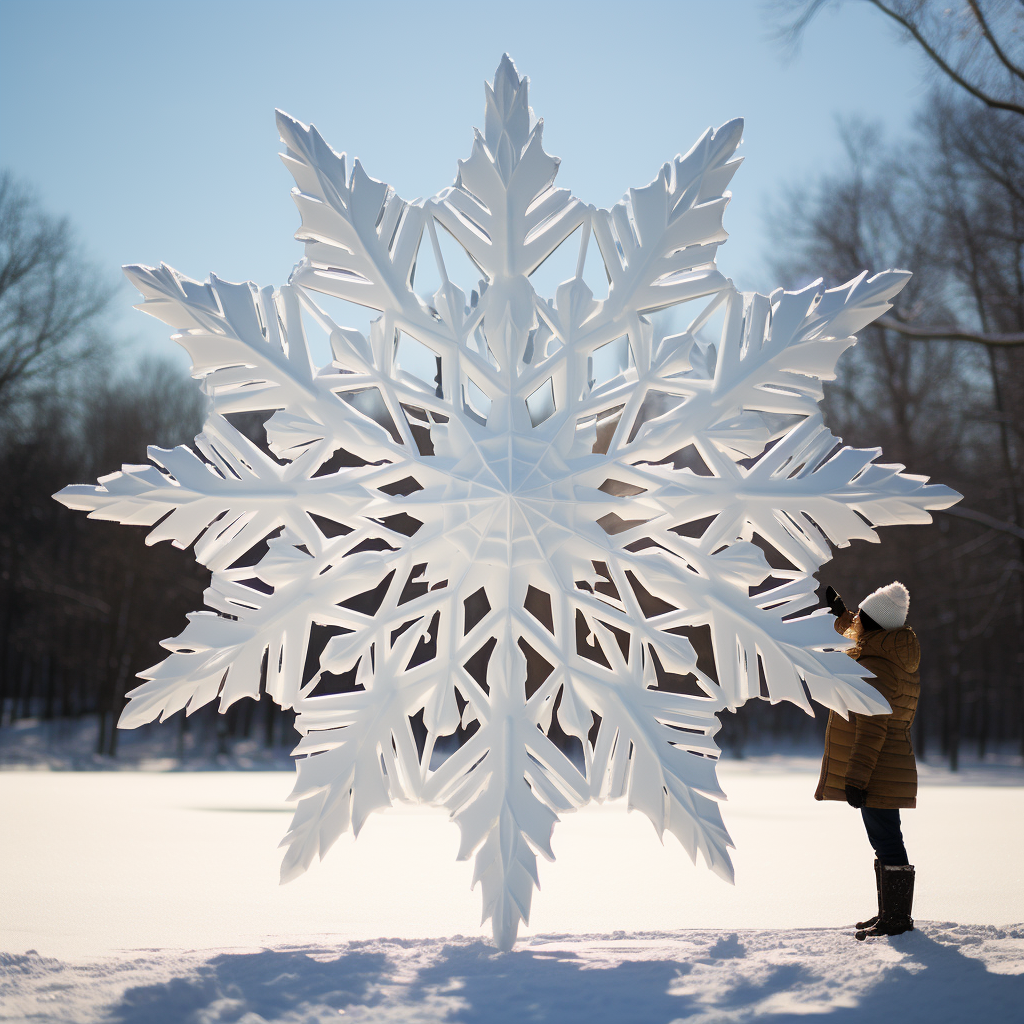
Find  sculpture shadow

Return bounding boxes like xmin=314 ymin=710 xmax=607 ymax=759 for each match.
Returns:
xmin=405 ymin=931 xmax=1022 ymax=1024
xmin=109 ymin=947 xmax=390 ymax=1024
xmin=104 ymin=927 xmax=1022 ymax=1024
xmin=404 ymin=941 xmax=703 ymax=1023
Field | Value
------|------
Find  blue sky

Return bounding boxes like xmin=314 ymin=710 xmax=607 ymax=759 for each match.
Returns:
xmin=0 ymin=0 xmax=928 ymax=364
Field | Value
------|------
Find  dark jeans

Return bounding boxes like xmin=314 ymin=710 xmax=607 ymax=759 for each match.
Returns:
xmin=861 ymin=807 xmax=909 ymax=866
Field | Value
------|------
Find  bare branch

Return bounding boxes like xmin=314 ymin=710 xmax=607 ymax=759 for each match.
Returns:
xmin=878 ymin=314 xmax=1024 ymax=346
xmin=942 ymin=505 xmax=1024 ymax=540
xmin=775 ymin=1 xmax=1024 ymax=116
xmin=967 ymin=0 xmax=1024 ymax=84
xmin=0 ymin=170 xmax=113 ymax=405
xmin=864 ymin=0 xmax=1024 ymax=117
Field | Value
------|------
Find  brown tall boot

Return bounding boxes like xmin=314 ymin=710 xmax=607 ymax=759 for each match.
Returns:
xmin=856 ymin=865 xmax=914 ymax=940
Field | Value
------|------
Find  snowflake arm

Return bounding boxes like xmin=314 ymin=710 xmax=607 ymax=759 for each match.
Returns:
xmin=428 ymin=55 xmax=586 ymax=285
xmin=620 ymin=273 xmax=914 ymax=463
xmin=55 ymin=416 xmax=373 ymax=570
xmin=584 ymin=118 xmax=743 ymax=339
xmin=279 ymin=606 xmax=441 ymax=883
xmin=637 ymin=417 xmax=961 ymax=574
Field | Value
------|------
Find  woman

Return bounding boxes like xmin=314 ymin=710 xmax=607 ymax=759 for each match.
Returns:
xmin=816 ymin=581 xmax=919 ymax=940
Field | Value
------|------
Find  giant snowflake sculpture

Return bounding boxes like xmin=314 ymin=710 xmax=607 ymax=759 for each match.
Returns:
xmin=58 ymin=57 xmax=958 ymax=950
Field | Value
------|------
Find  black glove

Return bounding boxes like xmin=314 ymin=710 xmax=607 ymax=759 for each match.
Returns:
xmin=845 ymin=785 xmax=867 ymax=809
xmin=825 ymin=586 xmax=847 ymax=617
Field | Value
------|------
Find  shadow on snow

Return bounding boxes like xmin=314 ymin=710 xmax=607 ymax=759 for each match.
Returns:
xmin=106 ymin=927 xmax=1023 ymax=1024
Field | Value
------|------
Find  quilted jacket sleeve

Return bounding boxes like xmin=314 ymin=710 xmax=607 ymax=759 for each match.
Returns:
xmin=844 ymin=654 xmax=895 ymax=789
xmin=834 ymin=610 xmax=856 ymax=636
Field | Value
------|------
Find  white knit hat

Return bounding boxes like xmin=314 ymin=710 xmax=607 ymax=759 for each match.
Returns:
xmin=859 ymin=581 xmax=910 ymax=630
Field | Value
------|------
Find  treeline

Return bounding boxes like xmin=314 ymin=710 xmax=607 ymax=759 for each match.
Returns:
xmin=0 ymin=173 xmax=299 ymax=760
xmin=0 ymin=354 xmax=304 ymax=759
xmin=736 ymin=0 xmax=1024 ymax=766
xmin=4 ymin=2 xmax=1024 ymax=767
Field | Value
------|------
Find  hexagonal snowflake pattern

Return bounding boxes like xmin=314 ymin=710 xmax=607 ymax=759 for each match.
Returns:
xmin=58 ymin=56 xmax=959 ymax=950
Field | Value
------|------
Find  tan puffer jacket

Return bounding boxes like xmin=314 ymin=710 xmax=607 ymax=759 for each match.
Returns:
xmin=814 ymin=610 xmax=920 ymax=809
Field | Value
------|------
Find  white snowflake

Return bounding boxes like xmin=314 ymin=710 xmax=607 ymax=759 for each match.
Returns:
xmin=58 ymin=56 xmax=959 ymax=950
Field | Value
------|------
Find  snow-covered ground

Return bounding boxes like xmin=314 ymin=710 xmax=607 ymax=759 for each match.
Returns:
xmin=2 ymin=757 xmax=1022 ymax=1022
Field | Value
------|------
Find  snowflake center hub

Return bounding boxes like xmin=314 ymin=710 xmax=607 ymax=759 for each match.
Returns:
xmin=434 ymin=430 xmax=594 ymax=566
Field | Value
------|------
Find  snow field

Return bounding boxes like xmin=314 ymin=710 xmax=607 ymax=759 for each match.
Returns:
xmin=2 ymin=757 xmax=1021 ymax=1021
xmin=4 ymin=925 xmax=1022 ymax=1024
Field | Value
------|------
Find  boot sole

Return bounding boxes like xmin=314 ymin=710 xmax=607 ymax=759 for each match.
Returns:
xmin=855 ymin=923 xmax=914 ymax=941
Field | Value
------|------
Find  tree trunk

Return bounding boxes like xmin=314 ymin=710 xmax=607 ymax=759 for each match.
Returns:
xmin=103 ymin=569 xmax=136 ymax=758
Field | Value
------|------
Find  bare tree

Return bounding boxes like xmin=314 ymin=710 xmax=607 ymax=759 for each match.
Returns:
xmin=0 ymin=171 xmax=112 ymax=404
xmin=768 ymin=103 xmax=1024 ymax=763
xmin=0 ymin=355 xmax=214 ymax=754
xmin=0 ymin=176 xmax=301 ymax=763
xmin=780 ymin=1 xmax=1024 ymax=112
xmin=774 ymin=0 xmax=1024 ymax=531
xmin=777 ymin=1 xmax=1024 ymax=348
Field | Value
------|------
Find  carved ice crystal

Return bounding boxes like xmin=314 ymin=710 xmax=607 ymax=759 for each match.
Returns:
xmin=57 ymin=56 xmax=959 ymax=950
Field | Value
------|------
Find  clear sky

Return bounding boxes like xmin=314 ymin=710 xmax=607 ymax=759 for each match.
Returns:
xmin=0 ymin=0 xmax=929 ymax=364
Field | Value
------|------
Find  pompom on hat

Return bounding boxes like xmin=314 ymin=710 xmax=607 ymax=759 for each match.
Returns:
xmin=859 ymin=581 xmax=910 ymax=630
